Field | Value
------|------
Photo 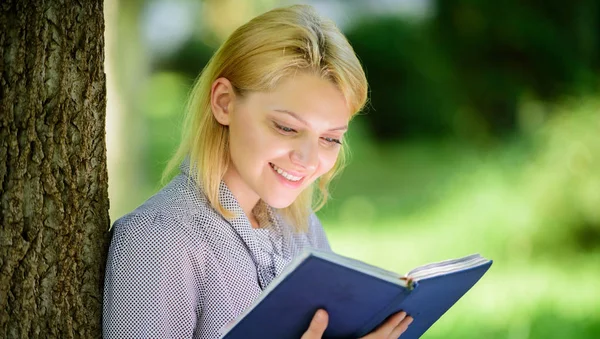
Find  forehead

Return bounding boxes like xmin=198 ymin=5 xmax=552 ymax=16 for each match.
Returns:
xmin=247 ymin=73 xmax=350 ymax=121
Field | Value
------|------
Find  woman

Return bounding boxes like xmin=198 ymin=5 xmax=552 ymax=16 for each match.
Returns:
xmin=103 ymin=5 xmax=413 ymax=338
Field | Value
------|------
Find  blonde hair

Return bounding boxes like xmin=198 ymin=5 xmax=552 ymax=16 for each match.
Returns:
xmin=163 ymin=4 xmax=368 ymax=232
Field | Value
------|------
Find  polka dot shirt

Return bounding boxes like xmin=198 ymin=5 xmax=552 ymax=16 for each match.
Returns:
xmin=102 ymin=159 xmax=332 ymax=338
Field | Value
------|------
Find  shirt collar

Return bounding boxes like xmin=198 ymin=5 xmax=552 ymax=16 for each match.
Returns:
xmin=179 ymin=155 xmax=292 ymax=288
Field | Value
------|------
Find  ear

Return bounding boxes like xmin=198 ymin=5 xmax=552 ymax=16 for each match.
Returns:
xmin=210 ymin=77 xmax=236 ymax=126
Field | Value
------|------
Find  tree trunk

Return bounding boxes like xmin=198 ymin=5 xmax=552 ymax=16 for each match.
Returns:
xmin=0 ymin=1 xmax=110 ymax=338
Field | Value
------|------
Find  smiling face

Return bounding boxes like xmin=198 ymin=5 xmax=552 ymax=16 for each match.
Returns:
xmin=211 ymin=72 xmax=351 ymax=211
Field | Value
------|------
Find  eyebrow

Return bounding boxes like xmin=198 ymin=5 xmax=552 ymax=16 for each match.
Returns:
xmin=273 ymin=109 xmax=348 ymax=131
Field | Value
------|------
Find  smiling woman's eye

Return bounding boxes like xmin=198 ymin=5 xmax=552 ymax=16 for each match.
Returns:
xmin=322 ymin=137 xmax=342 ymax=145
xmin=274 ymin=122 xmax=297 ymax=134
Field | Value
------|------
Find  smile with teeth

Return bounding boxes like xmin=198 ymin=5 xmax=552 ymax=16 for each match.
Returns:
xmin=270 ymin=163 xmax=304 ymax=182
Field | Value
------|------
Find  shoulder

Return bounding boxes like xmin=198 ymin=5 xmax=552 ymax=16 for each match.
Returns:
xmin=108 ymin=209 xmax=197 ymax=276
xmin=111 ymin=174 xmax=214 ymax=244
xmin=106 ymin=180 xmax=212 ymax=281
xmin=110 ymin=208 xmax=184 ymax=251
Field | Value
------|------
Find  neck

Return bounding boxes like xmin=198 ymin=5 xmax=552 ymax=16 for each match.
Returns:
xmin=222 ymin=166 xmax=261 ymax=228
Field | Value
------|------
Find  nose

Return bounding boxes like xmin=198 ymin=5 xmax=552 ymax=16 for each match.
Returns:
xmin=290 ymin=138 xmax=318 ymax=172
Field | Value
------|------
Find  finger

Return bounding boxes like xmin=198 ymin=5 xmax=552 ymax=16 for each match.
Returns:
xmin=389 ymin=315 xmax=414 ymax=338
xmin=362 ymin=311 xmax=406 ymax=338
xmin=300 ymin=309 xmax=329 ymax=339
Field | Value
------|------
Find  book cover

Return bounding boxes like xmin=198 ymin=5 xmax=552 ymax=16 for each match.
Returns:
xmin=221 ymin=250 xmax=492 ymax=339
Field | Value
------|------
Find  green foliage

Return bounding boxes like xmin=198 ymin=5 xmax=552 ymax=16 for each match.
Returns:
xmin=139 ymin=71 xmax=191 ymax=188
xmin=322 ymin=99 xmax=600 ymax=256
xmin=346 ymin=17 xmax=459 ymax=141
xmin=346 ymin=1 xmax=600 ymax=142
xmin=152 ymin=38 xmax=215 ymax=79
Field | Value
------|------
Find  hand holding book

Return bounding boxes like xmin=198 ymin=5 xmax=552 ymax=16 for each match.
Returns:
xmin=301 ymin=309 xmax=414 ymax=339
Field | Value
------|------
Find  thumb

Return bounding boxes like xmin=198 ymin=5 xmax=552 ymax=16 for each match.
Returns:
xmin=300 ymin=309 xmax=329 ymax=339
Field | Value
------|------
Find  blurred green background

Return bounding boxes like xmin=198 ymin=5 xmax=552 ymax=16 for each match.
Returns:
xmin=104 ymin=0 xmax=600 ymax=338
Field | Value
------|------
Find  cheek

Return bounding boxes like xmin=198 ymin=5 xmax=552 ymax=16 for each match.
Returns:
xmin=228 ymin=123 xmax=261 ymax=169
xmin=229 ymin=123 xmax=287 ymax=164
xmin=317 ymin=149 xmax=341 ymax=176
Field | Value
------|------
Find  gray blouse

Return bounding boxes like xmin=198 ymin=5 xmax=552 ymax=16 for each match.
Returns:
xmin=102 ymin=160 xmax=331 ymax=338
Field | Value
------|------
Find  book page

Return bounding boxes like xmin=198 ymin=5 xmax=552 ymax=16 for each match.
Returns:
xmin=406 ymin=254 xmax=489 ymax=280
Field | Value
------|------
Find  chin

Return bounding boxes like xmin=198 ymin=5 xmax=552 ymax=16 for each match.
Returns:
xmin=262 ymin=194 xmax=298 ymax=209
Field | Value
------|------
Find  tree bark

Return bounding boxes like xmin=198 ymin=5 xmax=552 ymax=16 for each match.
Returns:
xmin=0 ymin=1 xmax=110 ymax=338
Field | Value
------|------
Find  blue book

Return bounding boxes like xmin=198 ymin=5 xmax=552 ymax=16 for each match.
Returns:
xmin=220 ymin=250 xmax=492 ymax=339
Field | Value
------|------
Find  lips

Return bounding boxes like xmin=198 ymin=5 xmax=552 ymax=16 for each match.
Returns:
xmin=269 ymin=163 xmax=304 ymax=181
xmin=269 ymin=163 xmax=307 ymax=188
